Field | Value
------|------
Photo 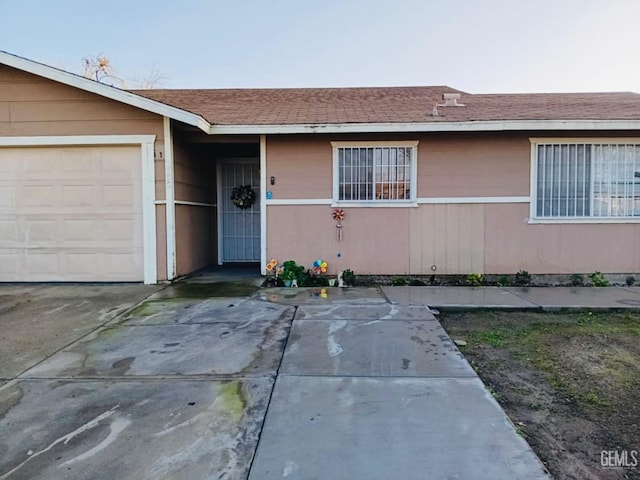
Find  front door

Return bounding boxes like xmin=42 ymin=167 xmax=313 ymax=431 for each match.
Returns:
xmin=218 ymin=159 xmax=260 ymax=263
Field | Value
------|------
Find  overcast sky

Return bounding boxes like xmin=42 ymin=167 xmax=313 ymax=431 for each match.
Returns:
xmin=1 ymin=0 xmax=639 ymax=93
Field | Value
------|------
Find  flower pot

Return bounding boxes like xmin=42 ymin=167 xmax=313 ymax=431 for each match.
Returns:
xmin=328 ymin=279 xmax=336 ymax=287
xmin=284 ymin=280 xmax=292 ymax=288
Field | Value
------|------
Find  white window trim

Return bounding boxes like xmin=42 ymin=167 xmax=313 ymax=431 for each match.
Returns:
xmin=529 ymin=137 xmax=640 ymax=224
xmin=331 ymin=141 xmax=418 ymax=206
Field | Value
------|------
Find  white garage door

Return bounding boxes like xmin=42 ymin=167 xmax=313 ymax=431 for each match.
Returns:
xmin=0 ymin=145 xmax=143 ymax=282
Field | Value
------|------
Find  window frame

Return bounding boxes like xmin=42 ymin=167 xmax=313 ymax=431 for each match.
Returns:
xmin=529 ymin=137 xmax=640 ymax=224
xmin=331 ymin=141 xmax=419 ymax=207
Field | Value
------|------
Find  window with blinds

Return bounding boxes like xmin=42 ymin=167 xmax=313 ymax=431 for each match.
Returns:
xmin=535 ymin=143 xmax=640 ymax=218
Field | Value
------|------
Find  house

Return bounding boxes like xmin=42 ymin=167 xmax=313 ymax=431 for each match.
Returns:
xmin=2 ymin=50 xmax=640 ymax=284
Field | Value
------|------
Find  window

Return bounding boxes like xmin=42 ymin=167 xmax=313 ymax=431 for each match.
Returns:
xmin=333 ymin=142 xmax=417 ymax=203
xmin=534 ymin=141 xmax=640 ymax=218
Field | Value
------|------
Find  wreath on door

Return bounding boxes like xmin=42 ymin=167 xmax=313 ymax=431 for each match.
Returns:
xmin=231 ymin=185 xmax=256 ymax=209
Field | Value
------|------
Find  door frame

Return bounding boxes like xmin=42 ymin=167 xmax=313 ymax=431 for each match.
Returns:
xmin=216 ymin=157 xmax=261 ymax=265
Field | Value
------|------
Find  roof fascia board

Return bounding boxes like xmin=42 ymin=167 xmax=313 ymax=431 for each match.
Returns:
xmin=0 ymin=51 xmax=210 ymax=132
xmin=209 ymin=120 xmax=640 ymax=135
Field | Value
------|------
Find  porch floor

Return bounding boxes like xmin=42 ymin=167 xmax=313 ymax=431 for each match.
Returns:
xmin=183 ymin=265 xmax=263 ymax=285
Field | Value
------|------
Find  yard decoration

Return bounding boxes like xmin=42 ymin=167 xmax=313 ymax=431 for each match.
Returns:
xmin=266 ymin=258 xmax=278 ymax=274
xmin=312 ymin=259 xmax=328 ymax=274
xmin=332 ymin=208 xmax=345 ymax=241
xmin=231 ymin=185 xmax=256 ymax=209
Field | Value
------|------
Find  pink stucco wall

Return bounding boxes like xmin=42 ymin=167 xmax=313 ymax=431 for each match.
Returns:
xmin=265 ymin=134 xmax=640 ymax=275
xmin=484 ymin=203 xmax=640 ymax=274
xmin=266 ymin=136 xmax=332 ymax=198
xmin=267 ymin=205 xmax=410 ymax=275
xmin=418 ymin=135 xmax=530 ymax=197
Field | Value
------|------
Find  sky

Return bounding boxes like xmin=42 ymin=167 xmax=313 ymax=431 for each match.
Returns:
xmin=1 ymin=0 xmax=640 ymax=93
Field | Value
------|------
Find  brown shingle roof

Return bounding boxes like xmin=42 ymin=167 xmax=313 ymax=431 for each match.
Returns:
xmin=130 ymin=86 xmax=640 ymax=126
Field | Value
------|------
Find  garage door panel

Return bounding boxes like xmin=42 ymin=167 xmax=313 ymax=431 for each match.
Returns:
xmin=0 ymin=186 xmax=15 ymax=211
xmin=21 ymin=185 xmax=56 ymax=207
xmin=0 ymin=248 xmax=143 ymax=282
xmin=24 ymin=218 xmax=58 ymax=242
xmin=3 ymin=215 xmax=142 ymax=247
xmin=102 ymin=184 xmax=136 ymax=208
xmin=0 ymin=219 xmax=17 ymax=242
xmin=103 ymin=251 xmax=143 ymax=277
xmin=62 ymin=185 xmax=95 ymax=207
xmin=101 ymin=152 xmax=141 ymax=177
xmin=24 ymin=252 xmax=59 ymax=275
xmin=65 ymin=252 xmax=99 ymax=276
xmin=0 ymin=253 xmax=18 ymax=278
xmin=0 ymin=152 xmax=18 ymax=170
xmin=23 ymin=154 xmax=54 ymax=174
xmin=0 ymin=145 xmax=144 ymax=282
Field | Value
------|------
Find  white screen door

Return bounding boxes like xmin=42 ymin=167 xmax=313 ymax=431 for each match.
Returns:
xmin=218 ymin=159 xmax=260 ymax=263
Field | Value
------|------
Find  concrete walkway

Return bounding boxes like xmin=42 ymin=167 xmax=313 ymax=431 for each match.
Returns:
xmin=249 ymin=288 xmax=550 ymax=479
xmin=382 ymin=285 xmax=640 ymax=310
xmin=0 ymin=284 xmax=555 ymax=479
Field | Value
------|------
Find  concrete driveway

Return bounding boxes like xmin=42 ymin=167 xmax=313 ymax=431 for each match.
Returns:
xmin=0 ymin=284 xmax=161 ymax=383
xmin=0 ymin=284 xmax=549 ymax=479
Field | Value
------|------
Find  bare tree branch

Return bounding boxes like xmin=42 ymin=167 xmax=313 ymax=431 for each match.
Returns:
xmin=129 ymin=64 xmax=169 ymax=89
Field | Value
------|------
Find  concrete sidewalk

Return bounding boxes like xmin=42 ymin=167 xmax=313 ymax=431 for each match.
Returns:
xmin=382 ymin=285 xmax=640 ymax=310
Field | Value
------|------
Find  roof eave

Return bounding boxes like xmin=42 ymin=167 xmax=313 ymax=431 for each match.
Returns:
xmin=208 ymin=119 xmax=640 ymax=135
xmin=0 ymin=51 xmax=211 ymax=133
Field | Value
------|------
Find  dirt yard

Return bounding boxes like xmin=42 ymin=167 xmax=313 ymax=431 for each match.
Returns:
xmin=440 ymin=310 xmax=640 ymax=480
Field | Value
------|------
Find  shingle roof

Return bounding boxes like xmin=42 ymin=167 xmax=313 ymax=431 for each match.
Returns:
xmin=130 ymin=86 xmax=640 ymax=126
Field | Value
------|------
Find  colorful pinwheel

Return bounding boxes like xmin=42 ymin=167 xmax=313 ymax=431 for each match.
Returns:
xmin=312 ymin=259 xmax=328 ymax=275
xmin=332 ymin=208 xmax=345 ymax=221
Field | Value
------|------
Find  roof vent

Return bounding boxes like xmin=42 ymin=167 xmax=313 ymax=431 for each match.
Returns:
xmin=439 ymin=93 xmax=465 ymax=107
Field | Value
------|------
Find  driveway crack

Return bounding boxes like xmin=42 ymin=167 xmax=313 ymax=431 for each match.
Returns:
xmin=246 ymin=304 xmax=298 ymax=478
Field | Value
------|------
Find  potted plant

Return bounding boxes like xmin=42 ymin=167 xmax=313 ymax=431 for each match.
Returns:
xmin=281 ymin=270 xmax=296 ymax=287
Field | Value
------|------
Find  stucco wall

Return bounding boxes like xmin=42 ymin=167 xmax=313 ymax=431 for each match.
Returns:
xmin=265 ymin=133 xmax=640 ymax=275
xmin=267 ymin=205 xmax=410 ymax=275
xmin=266 ymin=136 xmax=332 ymax=199
xmin=173 ymin=137 xmax=215 ymax=276
xmin=418 ymin=134 xmax=530 ymax=197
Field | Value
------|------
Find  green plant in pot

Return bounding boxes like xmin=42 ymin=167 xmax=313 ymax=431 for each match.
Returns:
xmin=281 ymin=260 xmax=308 ymax=287
xmin=281 ymin=270 xmax=296 ymax=287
